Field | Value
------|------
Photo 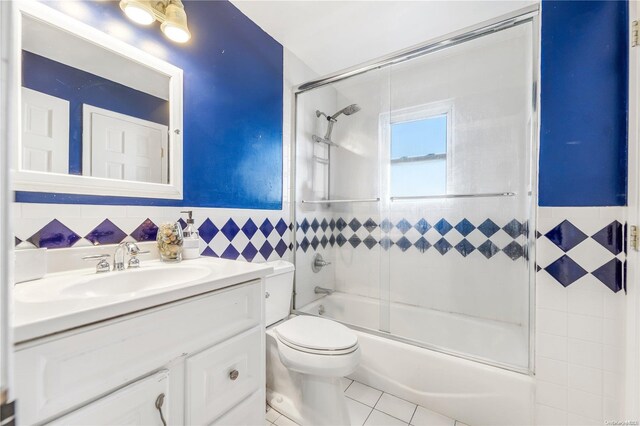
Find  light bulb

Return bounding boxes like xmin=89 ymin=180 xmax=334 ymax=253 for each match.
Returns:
xmin=121 ymin=1 xmax=154 ymax=25
xmin=162 ymin=23 xmax=191 ymax=43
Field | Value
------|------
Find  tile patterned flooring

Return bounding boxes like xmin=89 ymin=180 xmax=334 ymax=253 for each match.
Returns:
xmin=266 ymin=378 xmax=469 ymax=426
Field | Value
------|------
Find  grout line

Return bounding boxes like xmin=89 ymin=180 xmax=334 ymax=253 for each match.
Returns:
xmin=344 ymin=379 xmax=354 ymax=392
xmin=409 ymin=405 xmax=418 ymax=425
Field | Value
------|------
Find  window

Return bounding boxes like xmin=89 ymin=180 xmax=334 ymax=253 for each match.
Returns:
xmin=390 ymin=113 xmax=448 ymax=197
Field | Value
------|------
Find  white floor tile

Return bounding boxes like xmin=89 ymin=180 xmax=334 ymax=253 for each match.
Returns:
xmin=375 ymin=393 xmax=417 ymax=423
xmin=343 ymin=377 xmax=355 ymax=392
xmin=345 ymin=381 xmax=384 ymax=407
xmin=454 ymin=422 xmax=470 ymax=426
xmin=347 ymin=396 xmax=374 ymax=426
xmin=364 ymin=410 xmax=408 ymax=426
xmin=410 ymin=406 xmax=455 ymax=426
xmin=266 ymin=406 xmax=281 ymax=423
xmin=274 ymin=415 xmax=299 ymax=426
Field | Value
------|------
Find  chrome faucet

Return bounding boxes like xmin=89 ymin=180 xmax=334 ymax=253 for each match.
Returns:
xmin=314 ymin=286 xmax=335 ymax=295
xmin=113 ymin=242 xmax=148 ymax=271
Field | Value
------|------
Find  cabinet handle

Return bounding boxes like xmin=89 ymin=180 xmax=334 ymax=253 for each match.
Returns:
xmin=155 ymin=393 xmax=167 ymax=426
xmin=229 ymin=369 xmax=239 ymax=381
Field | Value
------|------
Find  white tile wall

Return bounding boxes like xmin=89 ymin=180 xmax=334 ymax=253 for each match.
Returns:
xmin=535 ymin=207 xmax=627 ymax=425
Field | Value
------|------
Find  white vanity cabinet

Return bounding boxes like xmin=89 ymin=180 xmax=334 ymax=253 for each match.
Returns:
xmin=14 ymin=280 xmax=266 ymax=425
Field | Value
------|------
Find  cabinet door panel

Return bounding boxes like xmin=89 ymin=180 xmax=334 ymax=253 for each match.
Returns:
xmin=186 ymin=326 xmax=262 ymax=425
xmin=212 ymin=391 xmax=263 ymax=426
xmin=49 ymin=371 xmax=169 ymax=426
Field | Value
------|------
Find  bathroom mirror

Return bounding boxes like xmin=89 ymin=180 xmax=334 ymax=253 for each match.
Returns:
xmin=10 ymin=1 xmax=183 ymax=199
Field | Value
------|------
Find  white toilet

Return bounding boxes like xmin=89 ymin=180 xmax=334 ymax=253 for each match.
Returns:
xmin=264 ymin=261 xmax=361 ymax=426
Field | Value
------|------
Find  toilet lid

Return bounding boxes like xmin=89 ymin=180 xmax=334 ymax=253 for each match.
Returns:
xmin=275 ymin=316 xmax=358 ymax=352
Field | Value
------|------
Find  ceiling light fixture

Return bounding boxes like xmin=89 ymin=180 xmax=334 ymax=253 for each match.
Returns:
xmin=119 ymin=0 xmax=191 ymax=43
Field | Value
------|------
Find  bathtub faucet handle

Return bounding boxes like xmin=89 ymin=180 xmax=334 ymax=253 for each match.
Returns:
xmin=312 ymin=253 xmax=331 ymax=272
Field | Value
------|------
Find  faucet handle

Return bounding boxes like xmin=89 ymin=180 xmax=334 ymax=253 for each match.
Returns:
xmin=82 ymin=254 xmax=111 ymax=273
xmin=127 ymin=249 xmax=150 ymax=269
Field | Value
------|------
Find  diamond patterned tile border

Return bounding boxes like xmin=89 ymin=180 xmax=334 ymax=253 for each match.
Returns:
xmin=28 ymin=219 xmax=81 ymax=249
xmin=85 ymin=219 xmax=127 ymax=246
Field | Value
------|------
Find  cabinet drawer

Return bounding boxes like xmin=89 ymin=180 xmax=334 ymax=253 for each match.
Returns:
xmin=212 ymin=391 xmax=264 ymax=426
xmin=186 ymin=326 xmax=262 ymax=425
xmin=16 ymin=280 xmax=261 ymax=425
xmin=48 ymin=370 xmax=170 ymax=426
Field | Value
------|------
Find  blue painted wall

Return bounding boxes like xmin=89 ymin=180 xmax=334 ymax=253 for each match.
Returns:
xmin=17 ymin=0 xmax=283 ymax=209
xmin=22 ymin=51 xmax=169 ymax=175
xmin=540 ymin=0 xmax=628 ymax=206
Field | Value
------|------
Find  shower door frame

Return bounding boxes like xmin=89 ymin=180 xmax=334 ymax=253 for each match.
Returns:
xmin=290 ymin=4 xmax=540 ymax=375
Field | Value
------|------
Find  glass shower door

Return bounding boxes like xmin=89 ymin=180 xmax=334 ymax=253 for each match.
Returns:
xmin=382 ymin=22 xmax=535 ymax=370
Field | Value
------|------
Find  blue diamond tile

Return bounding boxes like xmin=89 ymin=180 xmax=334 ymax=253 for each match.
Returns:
xmin=85 ymin=219 xmax=127 ymax=246
xmin=591 ymin=221 xmax=624 ymax=255
xmin=380 ymin=237 xmax=393 ymax=250
xmin=363 ymin=218 xmax=377 ymax=232
xmin=349 ymin=235 xmax=362 ymax=248
xmin=261 ymin=219 xmax=275 ymax=237
xmin=198 ymin=219 xmax=219 ymax=244
xmin=592 ymin=258 xmax=623 ymax=293
xmin=415 ymin=237 xmax=431 ymax=253
xmin=14 ymin=236 xmax=22 ymax=246
xmin=300 ymin=218 xmax=310 ymax=234
xmin=502 ymin=241 xmax=524 ymax=261
xmin=478 ymin=219 xmax=500 ymax=237
xmin=241 ymin=242 xmax=258 ymax=262
xmin=311 ymin=218 xmax=320 ymax=233
xmin=434 ymin=238 xmax=453 ymax=255
xmin=336 ymin=218 xmax=347 ymax=231
xmin=545 ymin=220 xmax=588 ymax=252
xmin=503 ymin=219 xmax=524 ymax=239
xmin=178 ymin=218 xmax=188 ymax=230
xmin=260 ymin=241 xmax=274 ymax=259
xmin=349 ymin=218 xmax=362 ymax=232
xmin=320 ymin=235 xmax=329 ymax=248
xmin=221 ymin=219 xmax=240 ymax=241
xmin=299 ymin=238 xmax=310 ymax=253
xmin=396 ymin=236 xmax=412 ymax=252
xmin=536 ymin=230 xmax=542 ymax=239
xmin=320 ymin=219 xmax=329 ymax=232
xmin=329 ymin=219 xmax=336 ymax=231
xmin=275 ymin=240 xmax=288 ymax=257
xmin=363 ymin=235 xmax=377 ymax=249
xmin=221 ymin=244 xmax=240 ymax=260
xmin=275 ymin=218 xmax=288 ymax=236
xmin=201 ymin=246 xmax=218 ymax=257
xmin=289 ymin=222 xmax=294 ymax=231
xmin=28 ymin=219 xmax=81 ymax=249
xmin=455 ymin=219 xmax=475 ymax=237
xmin=289 ymin=242 xmax=294 ymax=251
xmin=455 ymin=239 xmax=475 ymax=257
xmin=241 ymin=219 xmax=258 ymax=239
xmin=477 ymin=240 xmax=500 ymax=259
xmin=396 ymin=219 xmax=412 ymax=234
xmin=414 ymin=219 xmax=431 ymax=235
xmin=434 ymin=219 xmax=453 ymax=236
xmin=130 ymin=218 xmax=158 ymax=242
xmin=380 ymin=219 xmax=393 ymax=233
xmin=311 ymin=236 xmax=320 ymax=250
xmin=329 ymin=234 xmax=336 ymax=246
xmin=336 ymin=234 xmax=347 ymax=247
xmin=544 ymin=255 xmax=588 ymax=287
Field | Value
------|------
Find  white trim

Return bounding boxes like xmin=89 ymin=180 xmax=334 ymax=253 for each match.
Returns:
xmin=82 ymin=104 xmax=169 ymax=184
xmin=626 ymin=0 xmax=640 ymax=419
xmin=10 ymin=0 xmax=183 ymax=200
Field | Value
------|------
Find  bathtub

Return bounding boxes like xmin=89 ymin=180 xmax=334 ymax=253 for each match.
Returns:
xmin=298 ymin=292 xmax=534 ymax=426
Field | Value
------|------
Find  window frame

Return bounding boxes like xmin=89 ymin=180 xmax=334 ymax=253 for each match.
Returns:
xmin=380 ymin=100 xmax=454 ymax=199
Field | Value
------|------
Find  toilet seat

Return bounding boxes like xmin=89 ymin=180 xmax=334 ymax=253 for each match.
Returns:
xmin=274 ymin=315 xmax=358 ymax=355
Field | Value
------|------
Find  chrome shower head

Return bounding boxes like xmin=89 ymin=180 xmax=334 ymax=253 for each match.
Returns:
xmin=330 ymin=104 xmax=361 ymax=120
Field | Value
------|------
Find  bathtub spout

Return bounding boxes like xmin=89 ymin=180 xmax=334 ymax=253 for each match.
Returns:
xmin=314 ymin=286 xmax=335 ymax=295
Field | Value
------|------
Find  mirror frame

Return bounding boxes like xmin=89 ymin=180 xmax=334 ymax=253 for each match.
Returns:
xmin=9 ymin=0 xmax=184 ymax=200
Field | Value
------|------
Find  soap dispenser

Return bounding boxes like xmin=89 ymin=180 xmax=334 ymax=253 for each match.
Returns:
xmin=181 ymin=211 xmax=200 ymax=260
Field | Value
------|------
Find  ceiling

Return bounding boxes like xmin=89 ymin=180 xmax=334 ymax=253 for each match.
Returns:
xmin=231 ymin=0 xmax=537 ymax=77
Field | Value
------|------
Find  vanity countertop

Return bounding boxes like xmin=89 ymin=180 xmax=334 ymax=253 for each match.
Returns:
xmin=13 ymin=257 xmax=272 ymax=344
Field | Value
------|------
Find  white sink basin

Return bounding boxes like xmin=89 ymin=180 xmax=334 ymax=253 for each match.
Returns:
xmin=60 ymin=265 xmax=211 ymax=298
xmin=13 ymin=257 xmax=274 ymax=343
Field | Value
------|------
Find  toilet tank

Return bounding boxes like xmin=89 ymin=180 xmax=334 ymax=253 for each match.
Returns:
xmin=264 ymin=260 xmax=295 ymax=326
